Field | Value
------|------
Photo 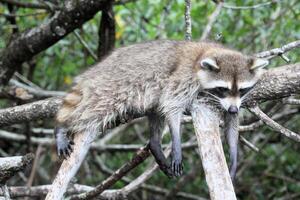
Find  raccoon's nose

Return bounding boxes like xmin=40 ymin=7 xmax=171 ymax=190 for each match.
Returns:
xmin=228 ymin=105 xmax=238 ymax=114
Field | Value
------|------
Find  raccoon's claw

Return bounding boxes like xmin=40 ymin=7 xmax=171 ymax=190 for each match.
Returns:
xmin=170 ymin=159 xmax=183 ymax=177
xmin=57 ymin=139 xmax=74 ymax=159
xmin=159 ymin=164 xmax=174 ymax=178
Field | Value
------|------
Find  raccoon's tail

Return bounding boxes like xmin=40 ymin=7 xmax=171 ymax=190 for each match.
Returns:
xmin=46 ymin=125 xmax=99 ymax=200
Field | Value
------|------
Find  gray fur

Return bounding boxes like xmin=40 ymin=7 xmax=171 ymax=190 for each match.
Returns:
xmin=55 ymin=40 xmax=264 ymax=177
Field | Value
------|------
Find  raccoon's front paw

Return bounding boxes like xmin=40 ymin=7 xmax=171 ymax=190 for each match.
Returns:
xmin=159 ymin=164 xmax=174 ymax=178
xmin=57 ymin=139 xmax=74 ymax=159
xmin=170 ymin=159 xmax=183 ymax=177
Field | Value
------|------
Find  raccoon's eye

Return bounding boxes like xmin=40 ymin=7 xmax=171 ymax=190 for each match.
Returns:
xmin=215 ymin=87 xmax=230 ymax=93
xmin=239 ymin=87 xmax=253 ymax=96
xmin=208 ymin=87 xmax=230 ymax=98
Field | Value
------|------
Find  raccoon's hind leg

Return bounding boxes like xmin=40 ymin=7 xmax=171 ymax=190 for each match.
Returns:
xmin=148 ymin=114 xmax=173 ymax=177
xmin=54 ymin=126 xmax=74 ymax=158
xmin=55 ymin=90 xmax=81 ymax=158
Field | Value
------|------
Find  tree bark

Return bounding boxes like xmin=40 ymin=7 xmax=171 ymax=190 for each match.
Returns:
xmin=191 ymin=104 xmax=236 ymax=200
xmin=0 ymin=0 xmax=110 ymax=85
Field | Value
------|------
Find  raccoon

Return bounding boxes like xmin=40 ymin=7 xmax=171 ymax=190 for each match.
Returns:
xmin=55 ymin=40 xmax=268 ymax=179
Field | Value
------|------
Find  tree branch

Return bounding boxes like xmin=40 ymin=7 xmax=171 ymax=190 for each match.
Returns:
xmin=0 ymin=0 xmax=110 ymax=85
xmin=255 ymin=40 xmax=300 ymax=59
xmin=200 ymin=2 xmax=223 ymax=40
xmin=249 ymin=106 xmax=300 ymax=142
xmin=0 ymin=98 xmax=62 ymax=127
xmin=191 ymin=103 xmax=236 ymax=200
xmin=0 ymin=154 xmax=34 ymax=184
xmin=184 ymin=0 xmax=192 ymax=40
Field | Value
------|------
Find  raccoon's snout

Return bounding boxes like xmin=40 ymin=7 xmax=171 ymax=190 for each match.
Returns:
xmin=228 ymin=105 xmax=238 ymax=114
xmin=220 ymin=97 xmax=241 ymax=114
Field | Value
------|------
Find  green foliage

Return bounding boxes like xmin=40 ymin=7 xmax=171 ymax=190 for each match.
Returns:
xmin=0 ymin=0 xmax=299 ymax=199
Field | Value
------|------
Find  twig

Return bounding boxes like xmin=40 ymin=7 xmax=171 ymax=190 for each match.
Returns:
xmin=284 ymin=98 xmax=300 ymax=105
xmin=255 ymin=40 xmax=300 ymax=59
xmin=249 ymin=106 xmax=300 ymax=142
xmin=184 ymin=0 xmax=192 ymax=40
xmin=200 ymin=2 xmax=223 ymax=40
xmin=26 ymin=145 xmax=44 ymax=188
xmin=222 ymin=0 xmax=281 ymax=10
xmin=92 ymin=153 xmax=207 ymax=200
xmin=0 ymin=0 xmax=59 ymax=10
xmin=0 ymin=11 xmax=46 ymax=18
xmin=73 ymin=31 xmax=98 ymax=61
xmin=9 ymin=79 xmax=66 ymax=98
xmin=240 ymin=135 xmax=259 ymax=152
xmin=69 ymin=145 xmax=151 ymax=199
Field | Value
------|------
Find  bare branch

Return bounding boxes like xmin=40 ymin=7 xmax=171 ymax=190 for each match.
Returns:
xmin=222 ymin=0 xmax=281 ymax=10
xmin=9 ymin=79 xmax=66 ymax=98
xmin=284 ymin=98 xmax=300 ymax=105
xmin=0 ymin=154 xmax=34 ymax=184
xmin=184 ymin=0 xmax=192 ymax=40
xmin=0 ymin=0 xmax=59 ymax=11
xmin=0 ymin=98 xmax=62 ymax=127
xmin=200 ymin=3 xmax=223 ymax=40
xmin=69 ymin=146 xmax=151 ymax=199
xmin=255 ymin=40 xmax=300 ymax=59
xmin=249 ymin=106 xmax=300 ymax=142
xmin=243 ymin=63 xmax=300 ymax=106
xmin=0 ymin=0 xmax=110 ymax=85
xmin=240 ymin=136 xmax=259 ymax=153
xmin=73 ymin=31 xmax=98 ymax=61
xmin=191 ymin=103 xmax=236 ymax=200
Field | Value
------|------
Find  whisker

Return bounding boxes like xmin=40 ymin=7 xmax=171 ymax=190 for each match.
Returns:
xmin=203 ymin=91 xmax=221 ymax=101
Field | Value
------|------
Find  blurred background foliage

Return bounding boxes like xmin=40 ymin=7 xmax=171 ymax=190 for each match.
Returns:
xmin=0 ymin=0 xmax=300 ymax=199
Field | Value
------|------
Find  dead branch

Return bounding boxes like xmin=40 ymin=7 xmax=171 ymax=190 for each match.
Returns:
xmin=191 ymin=103 xmax=236 ymax=200
xmin=249 ymin=106 xmax=300 ymax=142
xmin=255 ymin=40 xmax=300 ymax=59
xmin=184 ymin=0 xmax=192 ymax=40
xmin=200 ymin=2 xmax=223 ymax=40
xmin=0 ymin=0 xmax=109 ymax=85
xmin=0 ymin=0 xmax=59 ymax=11
xmin=9 ymin=79 xmax=66 ymax=98
xmin=221 ymin=0 xmax=281 ymax=10
xmin=284 ymin=98 xmax=300 ymax=105
xmin=69 ymin=146 xmax=151 ymax=199
xmin=0 ymin=154 xmax=34 ymax=184
xmin=0 ymin=98 xmax=62 ymax=127
xmin=243 ymin=63 xmax=300 ymax=106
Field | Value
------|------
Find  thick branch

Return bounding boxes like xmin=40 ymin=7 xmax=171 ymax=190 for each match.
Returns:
xmin=191 ymin=104 xmax=236 ymax=200
xmin=1 ymin=63 xmax=299 ymax=127
xmin=0 ymin=154 xmax=34 ymax=184
xmin=0 ymin=0 xmax=110 ymax=85
xmin=0 ymin=98 xmax=62 ymax=127
xmin=244 ymin=63 xmax=300 ymax=106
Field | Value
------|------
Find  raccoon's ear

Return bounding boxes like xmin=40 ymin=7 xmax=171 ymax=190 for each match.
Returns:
xmin=199 ymin=58 xmax=219 ymax=71
xmin=250 ymin=58 xmax=269 ymax=71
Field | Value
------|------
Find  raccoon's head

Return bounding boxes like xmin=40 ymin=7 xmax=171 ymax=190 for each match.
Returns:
xmin=196 ymin=49 xmax=269 ymax=114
